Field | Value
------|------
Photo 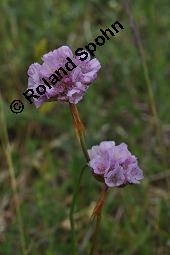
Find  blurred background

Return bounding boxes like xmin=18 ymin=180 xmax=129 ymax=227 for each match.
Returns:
xmin=0 ymin=0 xmax=170 ymax=254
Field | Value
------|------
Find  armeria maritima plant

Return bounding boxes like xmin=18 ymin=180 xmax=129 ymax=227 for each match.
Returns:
xmin=27 ymin=45 xmax=144 ymax=255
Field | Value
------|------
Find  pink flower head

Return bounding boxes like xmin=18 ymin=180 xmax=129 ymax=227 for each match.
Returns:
xmin=27 ymin=46 xmax=101 ymax=107
xmin=88 ymin=141 xmax=144 ymax=188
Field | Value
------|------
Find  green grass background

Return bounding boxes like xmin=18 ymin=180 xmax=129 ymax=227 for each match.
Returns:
xmin=0 ymin=0 xmax=170 ymax=254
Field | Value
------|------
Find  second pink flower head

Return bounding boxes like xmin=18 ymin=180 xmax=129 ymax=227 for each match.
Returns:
xmin=88 ymin=141 xmax=144 ymax=188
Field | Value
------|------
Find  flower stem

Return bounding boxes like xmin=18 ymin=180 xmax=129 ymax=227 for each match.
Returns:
xmin=69 ymin=103 xmax=90 ymax=254
xmin=69 ymin=103 xmax=89 ymax=162
xmin=89 ymin=185 xmax=108 ymax=255
xmin=69 ymin=103 xmax=108 ymax=255
xmin=79 ymin=133 xmax=90 ymax=162
xmin=69 ymin=165 xmax=87 ymax=255
xmin=89 ymin=214 xmax=102 ymax=255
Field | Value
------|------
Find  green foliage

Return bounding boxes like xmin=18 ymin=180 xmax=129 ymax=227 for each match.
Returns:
xmin=0 ymin=0 xmax=170 ymax=254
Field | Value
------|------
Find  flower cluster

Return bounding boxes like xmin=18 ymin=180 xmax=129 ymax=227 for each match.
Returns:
xmin=88 ymin=141 xmax=143 ymax=187
xmin=27 ymin=46 xmax=101 ymax=107
xmin=27 ymin=45 xmax=144 ymax=189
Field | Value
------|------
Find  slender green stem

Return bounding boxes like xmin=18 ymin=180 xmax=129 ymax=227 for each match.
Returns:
xmin=0 ymin=93 xmax=27 ymax=255
xmin=69 ymin=165 xmax=87 ymax=255
xmin=69 ymin=103 xmax=108 ymax=255
xmin=79 ymin=133 xmax=90 ymax=162
xmin=69 ymin=103 xmax=90 ymax=254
